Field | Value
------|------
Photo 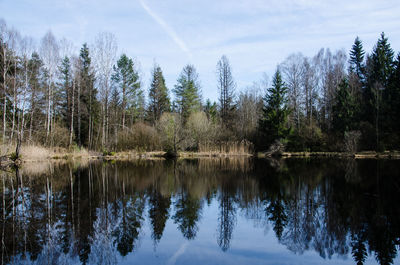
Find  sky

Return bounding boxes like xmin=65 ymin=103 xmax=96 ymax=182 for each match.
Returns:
xmin=1 ymin=0 xmax=400 ymax=101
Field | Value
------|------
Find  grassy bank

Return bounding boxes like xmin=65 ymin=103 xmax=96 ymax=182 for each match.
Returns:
xmin=3 ymin=144 xmax=400 ymax=166
xmin=1 ymin=144 xmax=254 ymax=164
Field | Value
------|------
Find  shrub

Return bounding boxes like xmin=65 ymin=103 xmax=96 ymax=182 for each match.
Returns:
xmin=344 ymin=131 xmax=361 ymax=153
xmin=10 ymin=152 xmax=18 ymax=161
xmin=116 ymin=122 xmax=160 ymax=151
xmin=185 ymin=111 xmax=217 ymax=150
xmin=157 ymin=113 xmax=183 ymax=154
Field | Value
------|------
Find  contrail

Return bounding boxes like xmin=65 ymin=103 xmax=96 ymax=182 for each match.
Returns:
xmin=167 ymin=242 xmax=189 ymax=265
xmin=139 ymin=0 xmax=192 ymax=58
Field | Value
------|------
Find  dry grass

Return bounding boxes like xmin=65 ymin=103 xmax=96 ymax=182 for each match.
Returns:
xmin=0 ymin=144 xmax=13 ymax=157
xmin=20 ymin=161 xmax=55 ymax=176
xmin=198 ymin=140 xmax=254 ymax=155
xmin=1 ymin=143 xmax=98 ymax=162
xmin=21 ymin=145 xmax=52 ymax=161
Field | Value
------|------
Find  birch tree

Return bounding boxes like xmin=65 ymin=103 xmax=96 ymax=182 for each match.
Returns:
xmin=93 ymin=32 xmax=117 ymax=149
xmin=7 ymin=29 xmax=20 ymax=143
xmin=18 ymin=36 xmax=35 ymax=142
xmin=40 ymin=31 xmax=59 ymax=144
xmin=280 ymin=53 xmax=305 ymax=130
xmin=0 ymin=20 xmax=13 ymax=143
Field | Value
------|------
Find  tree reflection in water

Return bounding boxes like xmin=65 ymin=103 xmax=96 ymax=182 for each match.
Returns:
xmin=0 ymin=158 xmax=399 ymax=264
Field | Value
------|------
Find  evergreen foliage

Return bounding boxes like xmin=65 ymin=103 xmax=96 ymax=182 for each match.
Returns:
xmin=349 ymin=37 xmax=365 ymax=81
xmin=111 ymin=54 xmax=142 ymax=126
xmin=173 ymin=64 xmax=202 ymax=122
xmin=332 ymin=78 xmax=358 ymax=134
xmin=148 ymin=63 xmax=170 ymax=123
xmin=78 ymin=43 xmax=99 ymax=147
xmin=259 ymin=69 xmax=291 ymax=148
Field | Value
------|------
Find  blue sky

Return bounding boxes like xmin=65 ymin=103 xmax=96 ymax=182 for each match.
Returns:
xmin=1 ymin=0 xmax=400 ymax=101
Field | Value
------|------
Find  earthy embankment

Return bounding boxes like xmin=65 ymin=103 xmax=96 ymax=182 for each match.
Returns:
xmin=258 ymin=151 xmax=400 ymax=159
xmin=2 ymin=145 xmax=400 ymax=167
xmin=0 ymin=145 xmax=254 ymax=165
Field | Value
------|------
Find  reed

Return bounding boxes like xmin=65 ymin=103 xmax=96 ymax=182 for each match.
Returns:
xmin=198 ymin=140 xmax=254 ymax=155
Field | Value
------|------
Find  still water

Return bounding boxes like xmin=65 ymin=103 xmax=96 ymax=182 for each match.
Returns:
xmin=0 ymin=158 xmax=399 ymax=265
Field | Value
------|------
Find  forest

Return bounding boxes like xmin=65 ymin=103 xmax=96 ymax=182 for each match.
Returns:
xmin=1 ymin=18 xmax=400 ymax=154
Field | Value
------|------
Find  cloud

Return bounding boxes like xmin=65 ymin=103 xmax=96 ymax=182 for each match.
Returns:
xmin=167 ymin=242 xmax=189 ymax=265
xmin=139 ymin=0 xmax=192 ymax=59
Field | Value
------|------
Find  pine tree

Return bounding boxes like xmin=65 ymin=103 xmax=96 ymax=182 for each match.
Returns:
xmin=111 ymin=54 xmax=141 ymax=128
xmin=148 ymin=63 xmax=170 ymax=123
xmin=173 ymin=64 xmax=201 ymax=122
xmin=259 ymin=69 xmax=291 ymax=147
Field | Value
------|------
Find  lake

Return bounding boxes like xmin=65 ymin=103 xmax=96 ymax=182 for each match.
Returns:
xmin=1 ymin=158 xmax=399 ymax=265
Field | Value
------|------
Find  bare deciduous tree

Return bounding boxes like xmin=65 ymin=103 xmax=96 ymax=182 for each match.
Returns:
xmin=236 ymin=83 xmax=263 ymax=140
xmin=40 ymin=31 xmax=59 ymax=144
xmin=217 ymin=55 xmax=235 ymax=126
xmin=93 ymin=32 xmax=117 ymax=149
xmin=18 ymin=36 xmax=35 ymax=142
xmin=0 ymin=20 xmax=13 ymax=143
xmin=280 ymin=53 xmax=305 ymax=130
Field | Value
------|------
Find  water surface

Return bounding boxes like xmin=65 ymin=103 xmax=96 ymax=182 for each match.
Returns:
xmin=1 ymin=158 xmax=399 ymax=264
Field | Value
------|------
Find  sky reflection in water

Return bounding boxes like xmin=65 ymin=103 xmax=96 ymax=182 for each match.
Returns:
xmin=0 ymin=158 xmax=399 ymax=265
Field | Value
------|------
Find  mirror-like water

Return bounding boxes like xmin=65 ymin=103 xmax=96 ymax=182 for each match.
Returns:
xmin=1 ymin=158 xmax=399 ymax=265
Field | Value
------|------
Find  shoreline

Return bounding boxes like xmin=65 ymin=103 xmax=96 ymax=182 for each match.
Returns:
xmin=259 ymin=151 xmax=400 ymax=159
xmin=2 ymin=146 xmax=400 ymax=166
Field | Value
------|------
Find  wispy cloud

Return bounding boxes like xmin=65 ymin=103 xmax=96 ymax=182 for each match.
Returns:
xmin=139 ymin=0 xmax=192 ymax=58
xmin=167 ymin=242 xmax=189 ymax=265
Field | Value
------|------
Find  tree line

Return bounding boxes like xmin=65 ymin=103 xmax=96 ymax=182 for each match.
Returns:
xmin=1 ymin=18 xmax=400 ymax=153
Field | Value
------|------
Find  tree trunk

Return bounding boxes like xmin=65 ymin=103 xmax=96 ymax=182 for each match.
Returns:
xmin=77 ymin=80 xmax=81 ymax=146
xmin=2 ymin=46 xmax=7 ymax=143
xmin=10 ymin=68 xmax=17 ymax=143
xmin=29 ymin=86 xmax=36 ymax=143
xmin=45 ymin=77 xmax=51 ymax=144
xmin=20 ymin=59 xmax=28 ymax=142
xmin=69 ymin=78 xmax=75 ymax=147
xmin=122 ymin=82 xmax=126 ymax=129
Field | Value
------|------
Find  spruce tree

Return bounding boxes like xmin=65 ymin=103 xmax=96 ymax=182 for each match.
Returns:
xmin=173 ymin=64 xmax=201 ymax=122
xmin=332 ymin=78 xmax=358 ymax=134
xmin=148 ymin=63 xmax=170 ymax=123
xmin=391 ymin=54 xmax=400 ymax=130
xmin=59 ymin=56 xmax=71 ymax=128
xmin=385 ymin=53 xmax=400 ymax=147
xmin=78 ymin=43 xmax=98 ymax=147
xmin=349 ymin=37 xmax=365 ymax=81
xmin=365 ymin=33 xmax=395 ymax=150
xmin=369 ymin=32 xmax=394 ymax=88
xmin=259 ymin=69 xmax=291 ymax=147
